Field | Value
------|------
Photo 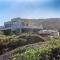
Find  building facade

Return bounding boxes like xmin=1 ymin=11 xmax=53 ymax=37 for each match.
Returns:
xmin=0 ymin=18 xmax=43 ymax=34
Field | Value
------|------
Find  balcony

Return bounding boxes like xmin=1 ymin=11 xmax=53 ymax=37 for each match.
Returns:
xmin=0 ymin=25 xmax=43 ymax=31
xmin=0 ymin=26 xmax=11 ymax=31
xmin=22 ymin=25 xmax=43 ymax=29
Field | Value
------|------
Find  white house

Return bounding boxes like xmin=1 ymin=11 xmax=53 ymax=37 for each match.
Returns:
xmin=38 ymin=30 xmax=59 ymax=36
xmin=48 ymin=30 xmax=59 ymax=36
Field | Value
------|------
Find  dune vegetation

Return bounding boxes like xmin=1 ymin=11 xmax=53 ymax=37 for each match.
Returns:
xmin=11 ymin=36 xmax=60 ymax=60
xmin=0 ymin=32 xmax=60 ymax=60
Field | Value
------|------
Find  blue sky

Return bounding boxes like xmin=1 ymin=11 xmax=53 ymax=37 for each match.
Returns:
xmin=0 ymin=0 xmax=60 ymax=26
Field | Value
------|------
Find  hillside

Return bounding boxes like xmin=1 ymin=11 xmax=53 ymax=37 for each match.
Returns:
xmin=32 ymin=18 xmax=60 ymax=29
xmin=38 ymin=18 xmax=60 ymax=29
xmin=12 ymin=18 xmax=60 ymax=29
xmin=0 ymin=35 xmax=60 ymax=60
xmin=0 ymin=33 xmax=60 ymax=60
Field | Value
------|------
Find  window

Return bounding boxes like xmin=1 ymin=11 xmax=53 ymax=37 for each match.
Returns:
xmin=5 ymin=24 xmax=11 ymax=28
xmin=22 ymin=22 xmax=25 ymax=26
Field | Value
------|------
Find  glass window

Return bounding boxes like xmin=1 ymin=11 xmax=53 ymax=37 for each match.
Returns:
xmin=5 ymin=24 xmax=11 ymax=28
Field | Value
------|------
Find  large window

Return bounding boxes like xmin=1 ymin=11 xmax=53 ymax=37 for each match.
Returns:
xmin=5 ymin=24 xmax=11 ymax=28
xmin=22 ymin=22 xmax=28 ymax=26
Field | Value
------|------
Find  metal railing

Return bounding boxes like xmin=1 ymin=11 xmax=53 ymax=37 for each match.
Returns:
xmin=0 ymin=25 xmax=43 ymax=31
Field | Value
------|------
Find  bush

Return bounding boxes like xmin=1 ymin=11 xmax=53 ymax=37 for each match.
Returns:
xmin=39 ymin=47 xmax=60 ymax=60
xmin=0 ymin=34 xmax=45 ymax=55
xmin=11 ymin=38 xmax=60 ymax=60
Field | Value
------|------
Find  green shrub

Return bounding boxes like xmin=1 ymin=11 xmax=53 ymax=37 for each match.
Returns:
xmin=11 ymin=38 xmax=60 ymax=60
xmin=0 ymin=34 xmax=45 ymax=55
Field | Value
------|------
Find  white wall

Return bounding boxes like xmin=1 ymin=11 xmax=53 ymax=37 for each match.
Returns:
xmin=50 ymin=32 xmax=59 ymax=36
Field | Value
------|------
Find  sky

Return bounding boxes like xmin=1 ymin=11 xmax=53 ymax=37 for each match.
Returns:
xmin=0 ymin=0 xmax=60 ymax=26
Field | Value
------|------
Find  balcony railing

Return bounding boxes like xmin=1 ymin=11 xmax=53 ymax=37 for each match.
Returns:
xmin=0 ymin=25 xmax=43 ymax=31
xmin=0 ymin=26 xmax=11 ymax=30
xmin=22 ymin=26 xmax=43 ymax=29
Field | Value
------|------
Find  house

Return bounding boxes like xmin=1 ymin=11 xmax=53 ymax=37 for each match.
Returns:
xmin=0 ymin=18 xmax=43 ymax=35
xmin=48 ymin=30 xmax=59 ymax=36
xmin=38 ymin=30 xmax=59 ymax=36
